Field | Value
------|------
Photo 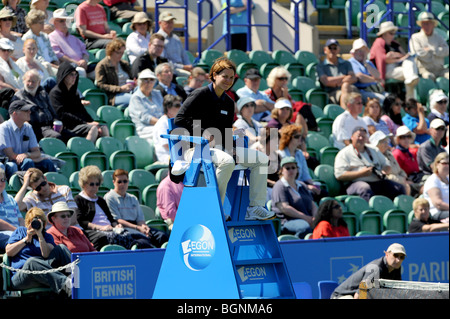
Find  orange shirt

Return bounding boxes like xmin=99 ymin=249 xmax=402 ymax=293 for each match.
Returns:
xmin=312 ymin=220 xmax=350 ymax=239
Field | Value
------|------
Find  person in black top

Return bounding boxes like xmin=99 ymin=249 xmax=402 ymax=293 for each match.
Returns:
xmin=408 ymin=198 xmax=449 ymax=233
xmin=174 ymin=57 xmax=274 ymax=221
xmin=331 ymin=243 xmax=407 ymax=299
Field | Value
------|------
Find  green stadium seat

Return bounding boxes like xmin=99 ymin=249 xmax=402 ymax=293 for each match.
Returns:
xmin=39 ymin=138 xmax=79 ymax=178
xmin=39 ymin=137 xmax=67 ymax=157
xmin=129 ymin=169 xmax=156 ymax=192
xmin=344 ymin=195 xmax=370 ymax=217
xmin=78 ymin=77 xmax=96 ymax=93
xmin=414 ymin=77 xmax=437 ymax=105
xmin=355 ymin=230 xmax=376 ymax=236
xmin=44 ymin=172 xmax=70 ymax=186
xmin=295 ymin=50 xmax=319 ymax=67
xmin=100 ymin=244 xmax=127 ymax=252
xmin=101 ymin=170 xmax=115 ymax=189
xmin=323 ymin=104 xmax=344 ymax=120
xmin=146 ymin=219 xmax=170 ymax=234
xmin=342 ymin=211 xmax=358 ymax=236
xmin=200 ymin=49 xmax=224 ymax=67
xmin=277 ymin=234 xmax=299 ymax=241
xmin=109 ymin=150 xmax=136 ymax=171
xmin=306 ymin=132 xmax=330 ymax=155
xmin=314 ymin=164 xmax=342 ymax=197
xmin=142 ymin=183 xmax=159 ymax=209
xmin=436 ymin=77 xmax=449 ymax=94
xmin=359 ymin=211 xmax=383 ymax=234
xmin=141 ymin=204 xmax=156 ymax=221
xmin=393 ymin=194 xmax=414 ymax=214
xmin=95 ymin=136 xmax=125 ymax=159
xmin=83 ymin=89 xmax=109 ymax=113
xmin=381 ymin=230 xmax=401 ymax=235
xmin=124 ymin=136 xmax=156 ymax=169
xmin=249 ymin=50 xmax=276 ymax=68
xmin=311 ymin=104 xmax=325 ymax=118
xmin=97 ymin=105 xmax=124 ymax=129
xmin=227 ymin=49 xmax=251 ymax=65
xmin=110 ymin=119 xmax=136 ymax=143
xmin=155 ymin=168 xmax=169 ymax=183
xmin=319 ymin=146 xmax=339 ymax=166
xmin=383 ymin=210 xmax=408 ymax=233
xmin=369 ymin=195 xmax=395 ymax=216
xmin=272 ymin=50 xmax=297 ymax=65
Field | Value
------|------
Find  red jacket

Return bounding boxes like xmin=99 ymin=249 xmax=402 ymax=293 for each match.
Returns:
xmin=103 ymin=0 xmax=136 ymax=6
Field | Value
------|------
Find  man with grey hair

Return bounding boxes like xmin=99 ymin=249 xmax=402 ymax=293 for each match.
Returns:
xmin=12 ymin=69 xmax=72 ymax=142
xmin=331 ymin=243 xmax=407 ymax=299
xmin=331 ymin=92 xmax=368 ymax=149
xmin=154 ymin=62 xmax=187 ymax=101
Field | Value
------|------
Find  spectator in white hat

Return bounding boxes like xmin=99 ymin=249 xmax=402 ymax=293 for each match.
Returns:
xmin=370 ymin=21 xmax=419 ymax=100
xmin=0 ymin=37 xmax=24 ymax=91
xmin=410 ymin=11 xmax=449 ymax=81
xmin=233 ymin=96 xmax=262 ymax=146
xmin=48 ymin=8 xmax=90 ymax=78
xmin=348 ymin=38 xmax=388 ymax=103
xmin=128 ymin=68 xmax=164 ymax=143
xmin=2 ymin=0 xmax=28 ymax=35
xmin=0 ymin=6 xmax=24 ymax=60
xmin=126 ymin=11 xmax=153 ymax=64
xmin=417 ymin=118 xmax=447 ymax=176
xmin=427 ymin=89 xmax=449 ymax=126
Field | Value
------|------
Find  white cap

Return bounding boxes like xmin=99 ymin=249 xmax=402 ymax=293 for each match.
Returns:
xmin=350 ymin=38 xmax=369 ymax=53
xmin=430 ymin=118 xmax=446 ymax=129
xmin=429 ymin=90 xmax=448 ymax=110
xmin=386 ymin=243 xmax=407 ymax=257
xmin=369 ymin=131 xmax=392 ymax=146
xmin=395 ymin=125 xmax=416 ymax=141
xmin=138 ymin=68 xmax=157 ymax=80
xmin=274 ymin=99 xmax=292 ymax=109
xmin=0 ymin=38 xmax=14 ymax=51
xmin=236 ymin=96 xmax=256 ymax=113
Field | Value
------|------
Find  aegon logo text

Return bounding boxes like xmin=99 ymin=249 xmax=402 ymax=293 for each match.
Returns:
xmin=228 ymin=227 xmax=257 ymax=243
xmin=180 ymin=225 xmax=215 ymax=271
xmin=238 ymin=266 xmax=267 ymax=282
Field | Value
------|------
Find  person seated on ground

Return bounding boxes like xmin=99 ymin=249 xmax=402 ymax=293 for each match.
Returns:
xmin=154 ymin=62 xmax=187 ymax=101
xmin=22 ymin=9 xmax=59 ymax=75
xmin=157 ymin=11 xmax=193 ymax=77
xmin=14 ymin=167 xmax=80 ymax=227
xmin=408 ymin=198 xmax=449 ymax=233
xmin=153 ymin=94 xmax=182 ymax=164
xmin=317 ymin=38 xmax=357 ymax=110
xmin=0 ymin=167 xmax=24 ymax=252
xmin=130 ymin=33 xmax=167 ymax=79
xmin=402 ymin=98 xmax=430 ymax=144
xmin=0 ymin=99 xmax=56 ymax=178
xmin=312 ymin=199 xmax=350 ymax=239
xmin=381 ymin=93 xmax=404 ymax=136
xmin=409 ymin=11 xmax=449 ymax=81
xmin=48 ymin=9 xmax=90 ymax=78
xmin=16 ymin=38 xmax=50 ymax=82
xmin=250 ymin=126 xmax=280 ymax=202
xmin=334 ymin=126 xmax=405 ymax=202
xmin=47 ymin=201 xmax=96 ymax=252
xmin=427 ymin=90 xmax=449 ymax=127
xmin=392 ymin=126 xmax=426 ymax=194
xmin=174 ymin=57 xmax=275 ymax=221
xmin=264 ymin=66 xmax=312 ymax=132
xmin=0 ymin=7 xmax=24 ymax=60
xmin=75 ymin=0 xmax=116 ymax=50
xmin=370 ymin=21 xmax=419 ymax=100
xmin=348 ymin=38 xmax=388 ymax=103
xmin=95 ymin=38 xmax=134 ymax=107
xmin=5 ymin=207 xmax=72 ymax=298
xmin=3 ymin=0 xmax=28 ymax=35
xmin=362 ymin=98 xmax=392 ymax=141
xmin=30 ymin=0 xmax=54 ymax=33
xmin=74 ymin=165 xmax=156 ymax=251
xmin=271 ymin=156 xmax=316 ymax=239
xmin=13 ymin=69 xmax=72 ymax=142
xmin=370 ymin=131 xmax=416 ymax=196
xmin=331 ymin=243 xmax=407 ymax=299
xmin=126 ymin=11 xmax=153 ymax=65
xmin=236 ymin=68 xmax=274 ymax=122
xmin=104 ymin=169 xmax=169 ymax=248
xmin=50 ymin=61 xmax=109 ymax=143
xmin=422 ymin=152 xmax=449 ymax=221
xmin=233 ymin=96 xmax=262 ymax=146
xmin=156 ymin=175 xmax=184 ymax=230
xmin=184 ymin=66 xmax=207 ymax=95
xmin=277 ymin=124 xmax=324 ymax=202
xmin=129 ymin=68 xmax=163 ymax=144
xmin=0 ymin=37 xmax=24 ymax=91
xmin=417 ymin=119 xmax=447 ymax=177
xmin=332 ymin=92 xmax=368 ymax=150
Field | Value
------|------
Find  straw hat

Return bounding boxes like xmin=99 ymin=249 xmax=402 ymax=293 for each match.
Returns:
xmin=417 ymin=11 xmax=438 ymax=27
xmin=377 ymin=21 xmax=398 ymax=36
xmin=47 ymin=201 xmax=74 ymax=222
xmin=49 ymin=8 xmax=73 ymax=25
xmin=0 ymin=7 xmax=17 ymax=27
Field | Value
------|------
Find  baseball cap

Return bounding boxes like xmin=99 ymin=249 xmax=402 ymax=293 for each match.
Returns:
xmin=159 ymin=11 xmax=177 ymax=22
xmin=274 ymin=99 xmax=292 ymax=109
xmin=350 ymin=38 xmax=369 ymax=53
xmin=280 ymin=156 xmax=297 ymax=168
xmin=236 ymin=96 xmax=256 ymax=113
xmin=430 ymin=118 xmax=446 ymax=129
xmin=386 ymin=243 xmax=407 ymax=257
xmin=351 ymin=126 xmax=367 ymax=135
xmin=369 ymin=131 xmax=392 ymax=146
xmin=325 ymin=39 xmax=339 ymax=48
xmin=395 ymin=125 xmax=416 ymax=141
xmin=244 ymin=68 xmax=262 ymax=80
xmin=0 ymin=38 xmax=14 ymax=51
xmin=8 ymin=100 xmax=33 ymax=114
xmin=138 ymin=68 xmax=157 ymax=80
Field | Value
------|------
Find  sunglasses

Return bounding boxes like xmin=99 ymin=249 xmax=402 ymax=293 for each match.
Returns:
xmin=116 ymin=179 xmax=128 ymax=184
xmin=277 ymin=77 xmax=288 ymax=81
xmin=392 ymin=253 xmax=405 ymax=260
xmin=34 ymin=180 xmax=47 ymax=192
xmin=332 ymin=204 xmax=342 ymax=209
xmin=284 ymin=165 xmax=297 ymax=171
xmin=89 ymin=182 xmax=100 ymax=187
xmin=399 ymin=135 xmax=412 ymax=139
xmin=435 ymin=127 xmax=446 ymax=131
xmin=328 ymin=46 xmax=338 ymax=51
xmin=437 ymin=100 xmax=448 ymax=104
xmin=0 ymin=17 xmax=14 ymax=21
xmin=244 ymin=103 xmax=256 ymax=108
xmin=57 ymin=214 xmax=71 ymax=219
xmin=292 ymin=134 xmax=302 ymax=139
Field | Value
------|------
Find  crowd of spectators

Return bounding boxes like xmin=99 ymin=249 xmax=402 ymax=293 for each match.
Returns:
xmin=0 ymin=2 xmax=449 ymax=296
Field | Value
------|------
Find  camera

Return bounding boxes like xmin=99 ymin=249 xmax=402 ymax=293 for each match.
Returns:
xmin=31 ymin=218 xmax=41 ymax=230
xmin=372 ymin=167 xmax=386 ymax=180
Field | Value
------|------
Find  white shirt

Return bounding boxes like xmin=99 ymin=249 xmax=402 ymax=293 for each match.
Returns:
xmin=153 ymin=114 xmax=171 ymax=163
xmin=332 ymin=111 xmax=368 ymax=149
xmin=423 ymin=174 xmax=449 ymax=218
xmin=126 ymin=31 xmax=150 ymax=64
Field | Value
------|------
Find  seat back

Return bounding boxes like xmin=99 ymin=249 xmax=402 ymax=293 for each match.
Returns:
xmin=39 ymin=138 xmax=67 ymax=157
xmin=110 ymin=119 xmax=136 ymax=143
xmin=318 ymin=280 xmax=338 ymax=299
xmin=44 ymin=172 xmax=70 ymax=186
xmin=67 ymin=137 xmax=96 ymax=158
xmin=292 ymin=282 xmax=313 ymax=299
xmin=96 ymin=136 xmax=125 ymax=158
xmin=124 ymin=136 xmax=155 ymax=169
xmin=314 ymin=164 xmax=341 ymax=197
xmin=129 ymin=169 xmax=156 ymax=191
xmin=100 ymin=244 xmax=127 ymax=252
xmin=369 ymin=195 xmax=394 ymax=216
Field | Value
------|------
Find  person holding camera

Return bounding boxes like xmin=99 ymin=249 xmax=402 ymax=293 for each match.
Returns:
xmin=334 ymin=126 xmax=405 ymax=202
xmin=5 ymin=206 xmax=72 ymax=297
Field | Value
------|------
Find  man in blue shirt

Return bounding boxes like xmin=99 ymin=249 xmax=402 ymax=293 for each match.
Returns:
xmin=402 ymin=98 xmax=430 ymax=144
xmin=0 ymin=100 xmax=56 ymax=179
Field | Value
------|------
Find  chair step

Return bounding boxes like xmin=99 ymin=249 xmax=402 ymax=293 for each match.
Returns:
xmin=234 ymin=258 xmax=284 ymax=266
